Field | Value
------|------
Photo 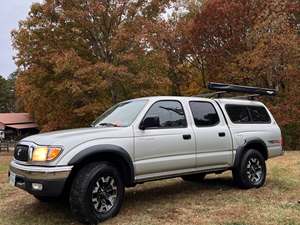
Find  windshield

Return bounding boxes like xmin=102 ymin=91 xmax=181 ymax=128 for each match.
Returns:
xmin=92 ymin=100 xmax=148 ymax=127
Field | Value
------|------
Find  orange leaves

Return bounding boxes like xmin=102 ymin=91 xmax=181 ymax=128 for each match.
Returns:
xmin=12 ymin=0 xmax=299 ymax=133
xmin=190 ymin=0 xmax=300 ymax=128
xmin=13 ymin=0 xmax=176 ymax=131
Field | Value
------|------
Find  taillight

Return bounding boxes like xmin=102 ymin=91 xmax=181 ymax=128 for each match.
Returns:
xmin=280 ymin=135 xmax=284 ymax=147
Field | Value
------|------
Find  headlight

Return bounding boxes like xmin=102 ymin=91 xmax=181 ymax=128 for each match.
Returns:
xmin=31 ymin=146 xmax=62 ymax=161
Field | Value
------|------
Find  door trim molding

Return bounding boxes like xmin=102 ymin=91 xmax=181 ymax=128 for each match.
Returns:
xmin=135 ymin=165 xmax=229 ymax=183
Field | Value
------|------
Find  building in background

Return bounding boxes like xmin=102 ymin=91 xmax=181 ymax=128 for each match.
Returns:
xmin=0 ymin=113 xmax=39 ymax=141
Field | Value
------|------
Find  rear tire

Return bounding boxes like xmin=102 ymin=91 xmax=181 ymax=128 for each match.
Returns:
xmin=181 ymin=173 xmax=206 ymax=182
xmin=69 ymin=162 xmax=124 ymax=224
xmin=232 ymin=149 xmax=266 ymax=189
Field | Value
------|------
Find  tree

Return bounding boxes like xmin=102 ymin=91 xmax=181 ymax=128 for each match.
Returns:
xmin=12 ymin=0 xmax=300 ymax=140
xmin=191 ymin=0 xmax=261 ymax=84
xmin=142 ymin=1 xmax=205 ymax=96
xmin=0 ymin=76 xmax=8 ymax=112
xmin=0 ymin=74 xmax=16 ymax=113
xmin=13 ymin=0 xmax=173 ymax=131
xmin=144 ymin=19 xmax=188 ymax=95
xmin=190 ymin=0 xmax=299 ymax=120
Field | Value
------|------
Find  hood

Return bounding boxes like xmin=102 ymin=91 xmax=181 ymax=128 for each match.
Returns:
xmin=21 ymin=126 xmax=133 ymax=150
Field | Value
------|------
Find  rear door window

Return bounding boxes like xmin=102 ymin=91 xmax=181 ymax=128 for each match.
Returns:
xmin=189 ymin=101 xmax=220 ymax=126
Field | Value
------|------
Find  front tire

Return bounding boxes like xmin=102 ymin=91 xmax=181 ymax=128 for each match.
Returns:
xmin=69 ymin=162 xmax=124 ymax=224
xmin=233 ymin=149 xmax=266 ymax=189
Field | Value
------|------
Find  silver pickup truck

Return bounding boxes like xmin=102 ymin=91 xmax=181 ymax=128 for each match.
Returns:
xmin=9 ymin=83 xmax=283 ymax=224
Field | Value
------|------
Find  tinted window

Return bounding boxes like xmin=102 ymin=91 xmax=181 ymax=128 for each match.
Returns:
xmin=226 ymin=105 xmax=251 ymax=123
xmin=189 ymin=101 xmax=220 ymax=126
xmin=143 ymin=101 xmax=187 ymax=128
xmin=248 ymin=106 xmax=271 ymax=123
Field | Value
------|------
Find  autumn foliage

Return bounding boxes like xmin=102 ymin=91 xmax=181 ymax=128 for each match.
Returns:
xmin=190 ymin=0 xmax=299 ymax=128
xmin=12 ymin=0 xmax=299 ymax=147
xmin=13 ymin=0 xmax=173 ymax=130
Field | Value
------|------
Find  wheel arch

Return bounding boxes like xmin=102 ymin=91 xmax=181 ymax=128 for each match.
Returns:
xmin=66 ymin=144 xmax=135 ymax=188
xmin=234 ymin=138 xmax=268 ymax=168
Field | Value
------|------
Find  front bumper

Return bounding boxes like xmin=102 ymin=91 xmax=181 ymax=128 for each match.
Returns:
xmin=9 ymin=161 xmax=73 ymax=197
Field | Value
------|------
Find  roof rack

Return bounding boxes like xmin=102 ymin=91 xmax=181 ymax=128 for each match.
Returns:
xmin=194 ymin=91 xmax=227 ymax=98
xmin=196 ymin=82 xmax=277 ymax=99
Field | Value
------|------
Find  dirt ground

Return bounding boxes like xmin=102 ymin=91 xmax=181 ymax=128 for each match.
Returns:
xmin=0 ymin=151 xmax=299 ymax=225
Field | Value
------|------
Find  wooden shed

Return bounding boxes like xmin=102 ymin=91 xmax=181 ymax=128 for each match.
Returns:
xmin=0 ymin=113 xmax=39 ymax=140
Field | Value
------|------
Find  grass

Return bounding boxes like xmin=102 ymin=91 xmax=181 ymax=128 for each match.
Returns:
xmin=224 ymin=223 xmax=249 ymax=225
xmin=0 ymin=151 xmax=299 ymax=225
xmin=0 ymin=163 xmax=8 ymax=173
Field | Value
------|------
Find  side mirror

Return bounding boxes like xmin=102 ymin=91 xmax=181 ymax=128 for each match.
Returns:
xmin=140 ymin=116 xmax=160 ymax=130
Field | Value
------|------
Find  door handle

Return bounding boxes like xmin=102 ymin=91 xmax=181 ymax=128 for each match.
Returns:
xmin=218 ymin=132 xmax=226 ymax=137
xmin=183 ymin=134 xmax=191 ymax=140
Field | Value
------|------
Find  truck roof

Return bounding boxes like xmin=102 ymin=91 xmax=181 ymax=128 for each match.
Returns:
xmin=131 ymin=96 xmax=265 ymax=106
xmin=214 ymin=98 xmax=265 ymax=106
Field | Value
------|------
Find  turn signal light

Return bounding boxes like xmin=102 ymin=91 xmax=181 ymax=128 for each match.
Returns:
xmin=31 ymin=146 xmax=62 ymax=161
xmin=47 ymin=147 xmax=62 ymax=161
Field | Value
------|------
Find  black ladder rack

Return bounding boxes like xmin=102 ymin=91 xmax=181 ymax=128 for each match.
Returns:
xmin=196 ymin=82 xmax=277 ymax=99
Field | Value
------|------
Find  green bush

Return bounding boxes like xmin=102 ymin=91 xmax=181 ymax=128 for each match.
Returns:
xmin=282 ymin=123 xmax=300 ymax=150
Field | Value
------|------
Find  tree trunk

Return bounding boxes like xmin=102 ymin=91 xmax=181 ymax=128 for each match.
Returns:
xmin=110 ymin=86 xmax=117 ymax=104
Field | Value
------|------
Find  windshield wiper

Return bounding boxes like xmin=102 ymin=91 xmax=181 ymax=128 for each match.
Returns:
xmin=98 ymin=123 xmax=120 ymax=127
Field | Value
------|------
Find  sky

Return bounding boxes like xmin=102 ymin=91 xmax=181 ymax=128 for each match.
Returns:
xmin=0 ymin=1 xmax=181 ymax=79
xmin=0 ymin=0 xmax=42 ymax=79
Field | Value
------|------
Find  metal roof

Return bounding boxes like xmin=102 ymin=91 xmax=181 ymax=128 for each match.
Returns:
xmin=0 ymin=113 xmax=34 ymax=125
xmin=6 ymin=123 xmax=38 ymax=129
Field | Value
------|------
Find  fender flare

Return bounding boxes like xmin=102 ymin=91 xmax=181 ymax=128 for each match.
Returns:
xmin=233 ymin=137 xmax=268 ymax=168
xmin=68 ymin=144 xmax=135 ymax=186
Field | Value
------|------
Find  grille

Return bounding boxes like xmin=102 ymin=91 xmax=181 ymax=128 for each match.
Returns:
xmin=14 ymin=145 xmax=29 ymax=161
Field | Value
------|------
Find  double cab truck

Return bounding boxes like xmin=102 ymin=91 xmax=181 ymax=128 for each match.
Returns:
xmin=9 ymin=83 xmax=283 ymax=224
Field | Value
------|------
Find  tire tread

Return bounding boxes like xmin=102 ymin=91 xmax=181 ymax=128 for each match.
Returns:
xmin=232 ymin=149 xmax=266 ymax=189
xmin=69 ymin=162 xmax=124 ymax=224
